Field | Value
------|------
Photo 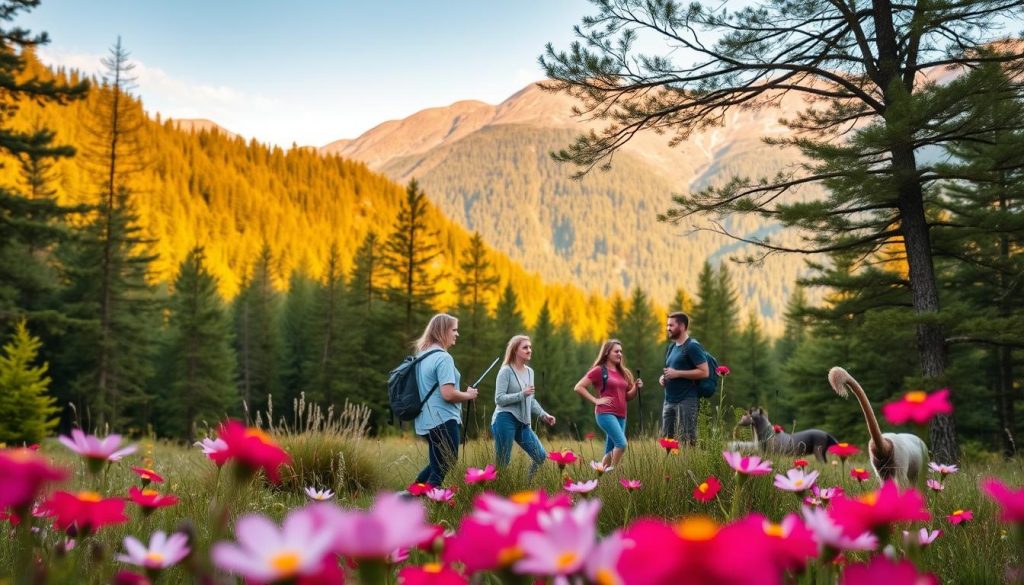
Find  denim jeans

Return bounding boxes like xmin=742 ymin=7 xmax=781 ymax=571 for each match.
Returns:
xmin=492 ymin=412 xmax=547 ymax=478
xmin=662 ymin=396 xmax=699 ymax=445
xmin=596 ymin=413 xmax=627 ymax=454
xmin=415 ymin=419 xmax=460 ymax=486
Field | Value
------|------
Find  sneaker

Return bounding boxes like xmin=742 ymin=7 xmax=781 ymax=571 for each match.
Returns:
xmin=604 ymin=466 xmax=615 ymax=473
xmin=396 ymin=489 xmax=414 ymax=499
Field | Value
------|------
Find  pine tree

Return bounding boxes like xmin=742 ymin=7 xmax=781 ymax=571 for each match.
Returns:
xmin=774 ymin=287 xmax=810 ymax=365
xmin=281 ymin=269 xmax=316 ymax=413
xmin=233 ymin=245 xmax=282 ymax=411
xmin=618 ymin=287 xmax=661 ymax=435
xmin=494 ymin=284 xmax=526 ymax=342
xmin=160 ymin=247 xmax=237 ymax=440
xmin=731 ymin=309 xmax=774 ymax=411
xmin=382 ymin=179 xmax=443 ymax=338
xmin=692 ymin=261 xmax=739 ymax=363
xmin=453 ymin=233 xmax=501 ymax=433
xmin=606 ymin=293 xmax=627 ymax=340
xmin=0 ymin=321 xmax=58 ymax=444
xmin=349 ymin=232 xmax=383 ymax=313
xmin=672 ymin=287 xmax=694 ymax=315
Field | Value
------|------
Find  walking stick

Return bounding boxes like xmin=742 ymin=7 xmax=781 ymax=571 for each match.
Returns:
xmin=462 ymin=356 xmax=501 ymax=457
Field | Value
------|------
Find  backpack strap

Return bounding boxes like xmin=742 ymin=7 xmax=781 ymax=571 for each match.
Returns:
xmin=601 ymin=365 xmax=609 ymax=393
xmin=415 ymin=348 xmax=445 ymax=409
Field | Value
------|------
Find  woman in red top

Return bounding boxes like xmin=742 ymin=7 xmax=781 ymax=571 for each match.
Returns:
xmin=573 ymin=339 xmax=643 ymax=472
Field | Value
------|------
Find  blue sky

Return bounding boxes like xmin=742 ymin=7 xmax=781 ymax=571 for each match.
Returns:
xmin=23 ymin=0 xmax=593 ymax=146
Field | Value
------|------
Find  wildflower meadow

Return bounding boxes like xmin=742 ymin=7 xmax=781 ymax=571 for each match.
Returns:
xmin=2 ymin=387 xmax=1023 ymax=585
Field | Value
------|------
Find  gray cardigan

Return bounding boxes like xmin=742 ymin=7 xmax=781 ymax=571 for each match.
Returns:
xmin=491 ymin=364 xmax=548 ymax=426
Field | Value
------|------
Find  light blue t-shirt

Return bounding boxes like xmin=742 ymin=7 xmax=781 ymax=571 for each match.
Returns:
xmin=413 ymin=345 xmax=462 ymax=436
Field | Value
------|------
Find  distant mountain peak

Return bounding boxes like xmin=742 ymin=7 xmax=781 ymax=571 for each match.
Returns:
xmin=169 ymin=118 xmax=238 ymax=139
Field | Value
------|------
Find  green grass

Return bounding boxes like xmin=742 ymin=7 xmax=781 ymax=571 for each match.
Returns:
xmin=2 ymin=429 xmax=1022 ymax=584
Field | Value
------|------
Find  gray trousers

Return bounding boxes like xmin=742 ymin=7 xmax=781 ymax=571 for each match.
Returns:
xmin=662 ymin=396 xmax=699 ymax=445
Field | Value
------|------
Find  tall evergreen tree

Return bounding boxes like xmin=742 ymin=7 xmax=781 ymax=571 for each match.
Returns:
xmin=280 ymin=269 xmax=317 ymax=413
xmin=160 ymin=247 xmax=237 ymax=440
xmin=618 ymin=287 xmax=660 ymax=434
xmin=606 ymin=293 xmax=627 ymax=340
xmin=453 ymin=233 xmax=501 ymax=433
xmin=692 ymin=262 xmax=739 ymax=364
xmin=382 ymin=179 xmax=443 ymax=339
xmin=349 ymin=232 xmax=383 ymax=312
xmin=494 ymin=284 xmax=526 ymax=342
xmin=0 ymin=321 xmax=57 ymax=444
xmin=774 ymin=286 xmax=810 ymax=365
xmin=732 ymin=309 xmax=774 ymax=411
xmin=672 ymin=287 xmax=694 ymax=316
xmin=233 ymin=245 xmax=282 ymax=413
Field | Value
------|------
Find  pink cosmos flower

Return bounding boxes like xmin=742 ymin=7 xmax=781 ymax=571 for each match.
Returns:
xmin=619 ymin=478 xmax=642 ymax=491
xmin=514 ymin=499 xmax=601 ymax=576
xmin=928 ymin=462 xmax=958 ymax=480
xmin=117 ymin=531 xmax=190 ymax=570
xmin=0 ymin=448 xmax=67 ymax=513
xmin=741 ymin=513 xmax=818 ymax=572
xmin=398 ymin=562 xmax=467 ymax=585
xmin=407 ymin=482 xmax=433 ymax=496
xmin=774 ymin=469 xmax=819 ymax=494
xmin=982 ymin=478 xmax=1024 ymax=523
xmin=715 ymin=365 xmax=731 ymax=376
xmin=881 ymin=389 xmax=953 ymax=425
xmin=926 ymin=479 xmax=944 ymax=492
xmin=902 ymin=528 xmax=941 ymax=547
xmin=590 ymin=461 xmax=608 ymax=474
xmin=548 ymin=450 xmax=578 ymax=469
xmin=812 ymin=485 xmax=843 ymax=503
xmin=465 ymin=465 xmax=497 ymax=485
xmin=801 ymin=506 xmax=878 ymax=552
xmin=828 ymin=481 xmax=931 ymax=536
xmin=43 ymin=491 xmax=128 ymax=535
xmin=850 ymin=468 xmax=871 ymax=483
xmin=564 ymin=480 xmax=599 ymax=494
xmin=840 ymin=556 xmax=939 ymax=585
xmin=828 ymin=443 xmax=860 ymax=461
xmin=59 ymin=430 xmax=137 ymax=471
xmin=216 ymin=420 xmax=292 ymax=484
xmin=194 ymin=437 xmax=229 ymax=466
xmin=947 ymin=509 xmax=973 ymax=525
xmin=693 ymin=476 xmax=722 ymax=503
xmin=326 ymin=493 xmax=439 ymax=559
xmin=584 ymin=530 xmax=631 ymax=585
xmin=304 ymin=487 xmax=334 ymax=501
xmin=212 ymin=508 xmax=335 ymax=582
xmin=426 ymin=487 xmax=456 ymax=504
xmin=722 ymin=451 xmax=773 ymax=475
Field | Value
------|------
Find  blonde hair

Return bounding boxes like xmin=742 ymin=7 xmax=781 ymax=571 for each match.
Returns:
xmin=415 ymin=313 xmax=458 ymax=352
xmin=503 ymin=335 xmax=531 ymax=366
xmin=591 ymin=339 xmax=635 ymax=386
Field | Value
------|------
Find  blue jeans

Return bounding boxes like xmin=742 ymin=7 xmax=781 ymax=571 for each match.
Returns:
xmin=492 ymin=412 xmax=547 ymax=478
xmin=415 ymin=419 xmax=460 ymax=486
xmin=596 ymin=413 xmax=627 ymax=454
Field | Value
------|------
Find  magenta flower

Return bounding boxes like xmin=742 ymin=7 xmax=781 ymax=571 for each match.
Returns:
xmin=0 ymin=448 xmax=67 ymax=514
xmin=426 ymin=487 xmax=456 ymax=504
xmin=212 ymin=508 xmax=335 ymax=582
xmin=722 ymin=451 xmax=773 ymax=475
xmin=619 ymin=478 xmax=642 ymax=491
xmin=902 ymin=528 xmax=942 ymax=547
xmin=59 ymin=430 xmax=136 ymax=472
xmin=774 ymin=469 xmax=819 ymax=494
xmin=465 ymin=465 xmax=497 ymax=485
xmin=326 ymin=492 xmax=439 ymax=559
xmin=715 ymin=365 xmax=731 ymax=376
xmin=117 ymin=531 xmax=190 ymax=571
xmin=881 ymin=389 xmax=953 ymax=425
xmin=585 ymin=530 xmax=631 ymax=585
xmin=982 ymin=478 xmax=1024 ymax=523
xmin=801 ymin=506 xmax=877 ymax=552
xmin=194 ymin=437 xmax=229 ymax=466
xmin=840 ymin=556 xmax=938 ymax=585
xmin=947 ymin=509 xmax=973 ymax=525
xmin=564 ymin=480 xmax=599 ymax=494
xmin=514 ymin=499 xmax=600 ymax=576
xmin=926 ymin=479 xmax=944 ymax=492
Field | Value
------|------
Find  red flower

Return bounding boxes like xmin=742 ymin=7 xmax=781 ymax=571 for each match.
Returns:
xmin=217 ymin=420 xmax=292 ymax=484
xmin=947 ymin=509 xmax=973 ymax=525
xmin=693 ymin=476 xmax=721 ymax=503
xmin=793 ymin=459 xmax=809 ymax=469
xmin=715 ymin=365 xmax=731 ymax=376
xmin=43 ymin=491 xmax=128 ymax=535
xmin=827 ymin=443 xmax=861 ymax=461
xmin=829 ymin=481 xmax=930 ymax=536
xmin=840 ymin=556 xmax=938 ymax=585
xmin=850 ymin=468 xmax=870 ymax=483
xmin=127 ymin=486 xmax=179 ymax=513
xmin=0 ymin=448 xmax=67 ymax=513
xmin=407 ymin=482 xmax=433 ymax=496
xmin=658 ymin=437 xmax=680 ymax=453
xmin=982 ymin=478 xmax=1024 ymax=523
xmin=398 ymin=563 xmax=467 ymax=585
xmin=881 ymin=389 xmax=953 ymax=425
xmin=772 ymin=424 xmax=783 ymax=434
xmin=583 ymin=432 xmax=596 ymax=440
xmin=547 ymin=449 xmax=578 ymax=469
xmin=130 ymin=467 xmax=164 ymax=486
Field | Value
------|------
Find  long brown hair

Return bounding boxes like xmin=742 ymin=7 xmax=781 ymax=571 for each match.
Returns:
xmin=502 ymin=335 xmax=530 ymax=366
xmin=591 ymin=339 xmax=635 ymax=387
xmin=415 ymin=313 xmax=457 ymax=352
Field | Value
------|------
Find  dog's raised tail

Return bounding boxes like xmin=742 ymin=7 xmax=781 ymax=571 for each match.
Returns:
xmin=827 ymin=367 xmax=888 ymax=455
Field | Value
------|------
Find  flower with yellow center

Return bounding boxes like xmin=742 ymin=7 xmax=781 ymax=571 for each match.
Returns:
xmin=905 ymin=391 xmax=927 ymax=403
xmin=675 ymin=516 xmax=720 ymax=542
xmin=77 ymin=491 xmax=102 ymax=502
xmin=269 ymin=551 xmax=301 ymax=576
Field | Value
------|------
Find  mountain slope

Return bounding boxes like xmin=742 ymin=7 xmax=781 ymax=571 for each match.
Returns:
xmin=325 ymin=83 xmax=819 ymax=334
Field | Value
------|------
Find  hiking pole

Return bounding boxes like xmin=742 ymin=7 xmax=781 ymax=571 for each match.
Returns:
xmin=462 ymin=356 xmax=501 ymax=454
xmin=636 ymin=369 xmax=645 ymax=438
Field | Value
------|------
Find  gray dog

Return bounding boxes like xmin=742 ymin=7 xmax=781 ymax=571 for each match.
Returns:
xmin=737 ymin=407 xmax=839 ymax=462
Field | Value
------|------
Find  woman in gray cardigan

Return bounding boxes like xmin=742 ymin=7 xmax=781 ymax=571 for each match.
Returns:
xmin=492 ymin=335 xmax=556 ymax=478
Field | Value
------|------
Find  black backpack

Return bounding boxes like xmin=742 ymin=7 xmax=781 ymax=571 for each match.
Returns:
xmin=387 ymin=349 xmax=443 ymax=423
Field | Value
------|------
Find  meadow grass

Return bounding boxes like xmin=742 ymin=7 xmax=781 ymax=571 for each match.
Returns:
xmin=2 ymin=422 xmax=1022 ymax=584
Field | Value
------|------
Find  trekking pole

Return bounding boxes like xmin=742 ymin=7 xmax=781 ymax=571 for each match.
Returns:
xmin=463 ymin=356 xmax=501 ymax=454
xmin=636 ymin=369 xmax=645 ymax=438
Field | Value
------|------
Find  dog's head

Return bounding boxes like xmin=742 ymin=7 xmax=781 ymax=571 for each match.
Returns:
xmin=738 ymin=407 xmax=767 ymax=426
